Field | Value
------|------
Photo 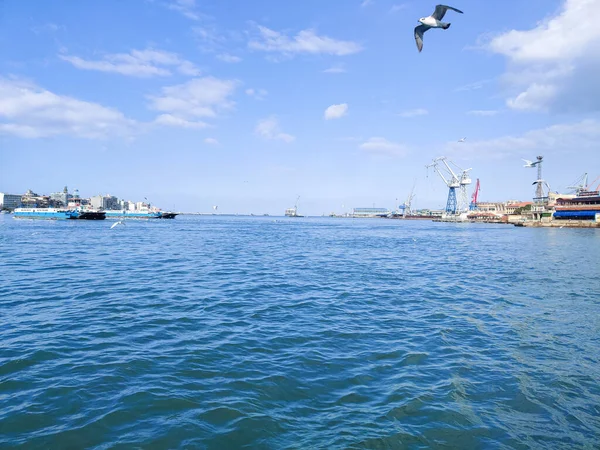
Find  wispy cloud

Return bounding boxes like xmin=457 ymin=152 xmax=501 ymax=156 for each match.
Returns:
xmin=148 ymin=76 xmax=239 ymax=125
xmin=468 ymin=110 xmax=499 ymax=116
xmin=0 ymin=78 xmax=136 ymax=139
xmin=323 ymin=64 xmax=346 ymax=74
xmin=324 ymin=103 xmax=348 ymax=120
xmin=361 ymin=0 xmax=374 ymax=7
xmin=245 ymin=88 xmax=268 ymax=100
xmin=166 ymin=0 xmax=202 ymax=20
xmin=217 ymin=53 xmax=242 ymax=63
xmin=204 ymin=137 xmax=220 ymax=145
xmin=255 ymin=117 xmax=295 ymax=142
xmin=154 ymin=114 xmax=208 ymax=129
xmin=59 ymin=48 xmax=201 ymax=77
xmin=454 ymin=79 xmax=494 ymax=92
xmin=389 ymin=4 xmax=407 ymax=13
xmin=398 ymin=108 xmax=428 ymax=118
xmin=446 ymin=119 xmax=600 ymax=160
xmin=248 ymin=25 xmax=363 ymax=57
xmin=360 ymin=137 xmax=408 ymax=157
xmin=31 ymin=23 xmax=61 ymax=34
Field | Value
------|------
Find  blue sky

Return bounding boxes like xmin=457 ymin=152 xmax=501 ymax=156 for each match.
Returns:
xmin=1 ymin=0 xmax=599 ymax=214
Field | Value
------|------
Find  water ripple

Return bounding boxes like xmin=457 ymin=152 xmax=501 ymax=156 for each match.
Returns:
xmin=1 ymin=215 xmax=599 ymax=448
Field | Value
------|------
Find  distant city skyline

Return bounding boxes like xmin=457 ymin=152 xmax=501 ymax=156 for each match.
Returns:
xmin=1 ymin=0 xmax=599 ymax=215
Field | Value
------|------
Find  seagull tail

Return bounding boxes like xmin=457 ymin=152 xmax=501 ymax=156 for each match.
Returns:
xmin=442 ymin=23 xmax=451 ymax=30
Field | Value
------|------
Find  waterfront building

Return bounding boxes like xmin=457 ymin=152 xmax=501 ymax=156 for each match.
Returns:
xmin=554 ymin=191 xmax=600 ymax=221
xmin=352 ymin=207 xmax=390 ymax=218
xmin=49 ymin=186 xmax=72 ymax=208
xmin=0 ymin=192 xmax=21 ymax=211
xmin=21 ymin=189 xmax=50 ymax=208
xmin=90 ymin=195 xmax=119 ymax=210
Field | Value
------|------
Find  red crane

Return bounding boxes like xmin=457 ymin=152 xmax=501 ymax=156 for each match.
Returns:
xmin=470 ymin=178 xmax=480 ymax=210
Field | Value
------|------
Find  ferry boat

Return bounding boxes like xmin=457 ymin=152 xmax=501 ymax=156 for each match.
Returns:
xmin=13 ymin=208 xmax=106 ymax=220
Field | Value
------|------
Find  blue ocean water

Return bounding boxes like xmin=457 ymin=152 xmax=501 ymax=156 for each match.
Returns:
xmin=1 ymin=214 xmax=599 ymax=449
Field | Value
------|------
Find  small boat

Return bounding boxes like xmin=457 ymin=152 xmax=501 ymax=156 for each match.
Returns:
xmin=158 ymin=212 xmax=178 ymax=219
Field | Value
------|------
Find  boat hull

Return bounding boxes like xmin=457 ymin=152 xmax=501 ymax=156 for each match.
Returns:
xmin=13 ymin=208 xmax=75 ymax=220
xmin=104 ymin=210 xmax=162 ymax=219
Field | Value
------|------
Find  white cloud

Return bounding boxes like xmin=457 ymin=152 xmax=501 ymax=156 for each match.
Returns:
xmin=485 ymin=0 xmax=600 ymax=112
xmin=167 ymin=0 xmax=201 ymax=20
xmin=0 ymin=78 xmax=136 ymax=139
xmin=359 ymin=137 xmax=408 ymax=157
xmin=446 ymin=119 xmax=600 ymax=160
xmin=245 ymin=88 xmax=268 ymax=100
xmin=248 ymin=25 xmax=363 ymax=57
xmin=148 ymin=76 xmax=239 ymax=123
xmin=323 ymin=64 xmax=346 ymax=74
xmin=217 ymin=53 xmax=242 ymax=63
xmin=154 ymin=114 xmax=208 ymax=129
xmin=398 ymin=108 xmax=428 ymax=118
xmin=204 ymin=137 xmax=219 ymax=145
xmin=468 ymin=110 xmax=499 ymax=116
xmin=324 ymin=103 xmax=348 ymax=120
xmin=59 ymin=48 xmax=201 ymax=77
xmin=255 ymin=117 xmax=295 ymax=142
xmin=361 ymin=0 xmax=374 ymax=7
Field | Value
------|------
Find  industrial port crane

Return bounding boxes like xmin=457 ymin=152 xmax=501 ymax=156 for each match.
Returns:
xmin=426 ymin=157 xmax=472 ymax=216
xmin=399 ymin=183 xmax=416 ymax=217
xmin=470 ymin=178 xmax=480 ymax=210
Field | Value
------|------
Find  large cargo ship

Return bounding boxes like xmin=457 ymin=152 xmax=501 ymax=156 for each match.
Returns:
xmin=13 ymin=208 xmax=106 ymax=220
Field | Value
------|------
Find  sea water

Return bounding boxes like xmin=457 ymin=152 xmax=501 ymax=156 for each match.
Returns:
xmin=1 ymin=215 xmax=599 ymax=448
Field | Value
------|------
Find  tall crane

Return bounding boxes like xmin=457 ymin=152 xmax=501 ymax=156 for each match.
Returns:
xmin=399 ymin=182 xmax=416 ymax=217
xmin=470 ymin=178 xmax=480 ymax=210
xmin=426 ymin=157 xmax=472 ymax=215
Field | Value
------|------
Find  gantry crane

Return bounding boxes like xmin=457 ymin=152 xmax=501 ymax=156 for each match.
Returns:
xmin=426 ymin=157 xmax=472 ymax=216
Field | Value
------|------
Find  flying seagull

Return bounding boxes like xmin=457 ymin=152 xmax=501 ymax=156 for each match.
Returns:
xmin=458 ymin=137 xmax=466 ymax=142
xmin=110 ymin=221 xmax=125 ymax=229
xmin=414 ymin=4 xmax=464 ymax=52
xmin=522 ymin=159 xmax=540 ymax=168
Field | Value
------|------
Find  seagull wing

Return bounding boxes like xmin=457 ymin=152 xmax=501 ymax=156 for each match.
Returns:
xmin=432 ymin=4 xmax=464 ymax=21
xmin=414 ymin=24 xmax=430 ymax=52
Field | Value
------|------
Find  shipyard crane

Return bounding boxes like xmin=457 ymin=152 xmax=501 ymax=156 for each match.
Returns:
xmin=399 ymin=182 xmax=416 ymax=217
xmin=470 ymin=178 xmax=480 ymax=210
xmin=426 ymin=157 xmax=472 ymax=216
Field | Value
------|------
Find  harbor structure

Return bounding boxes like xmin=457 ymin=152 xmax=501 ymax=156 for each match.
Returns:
xmin=352 ymin=207 xmax=390 ymax=218
xmin=426 ymin=156 xmax=473 ymax=221
xmin=285 ymin=196 xmax=303 ymax=217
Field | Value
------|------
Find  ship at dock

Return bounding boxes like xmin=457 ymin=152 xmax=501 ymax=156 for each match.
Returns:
xmin=285 ymin=196 xmax=304 ymax=217
xmin=13 ymin=208 xmax=106 ymax=220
